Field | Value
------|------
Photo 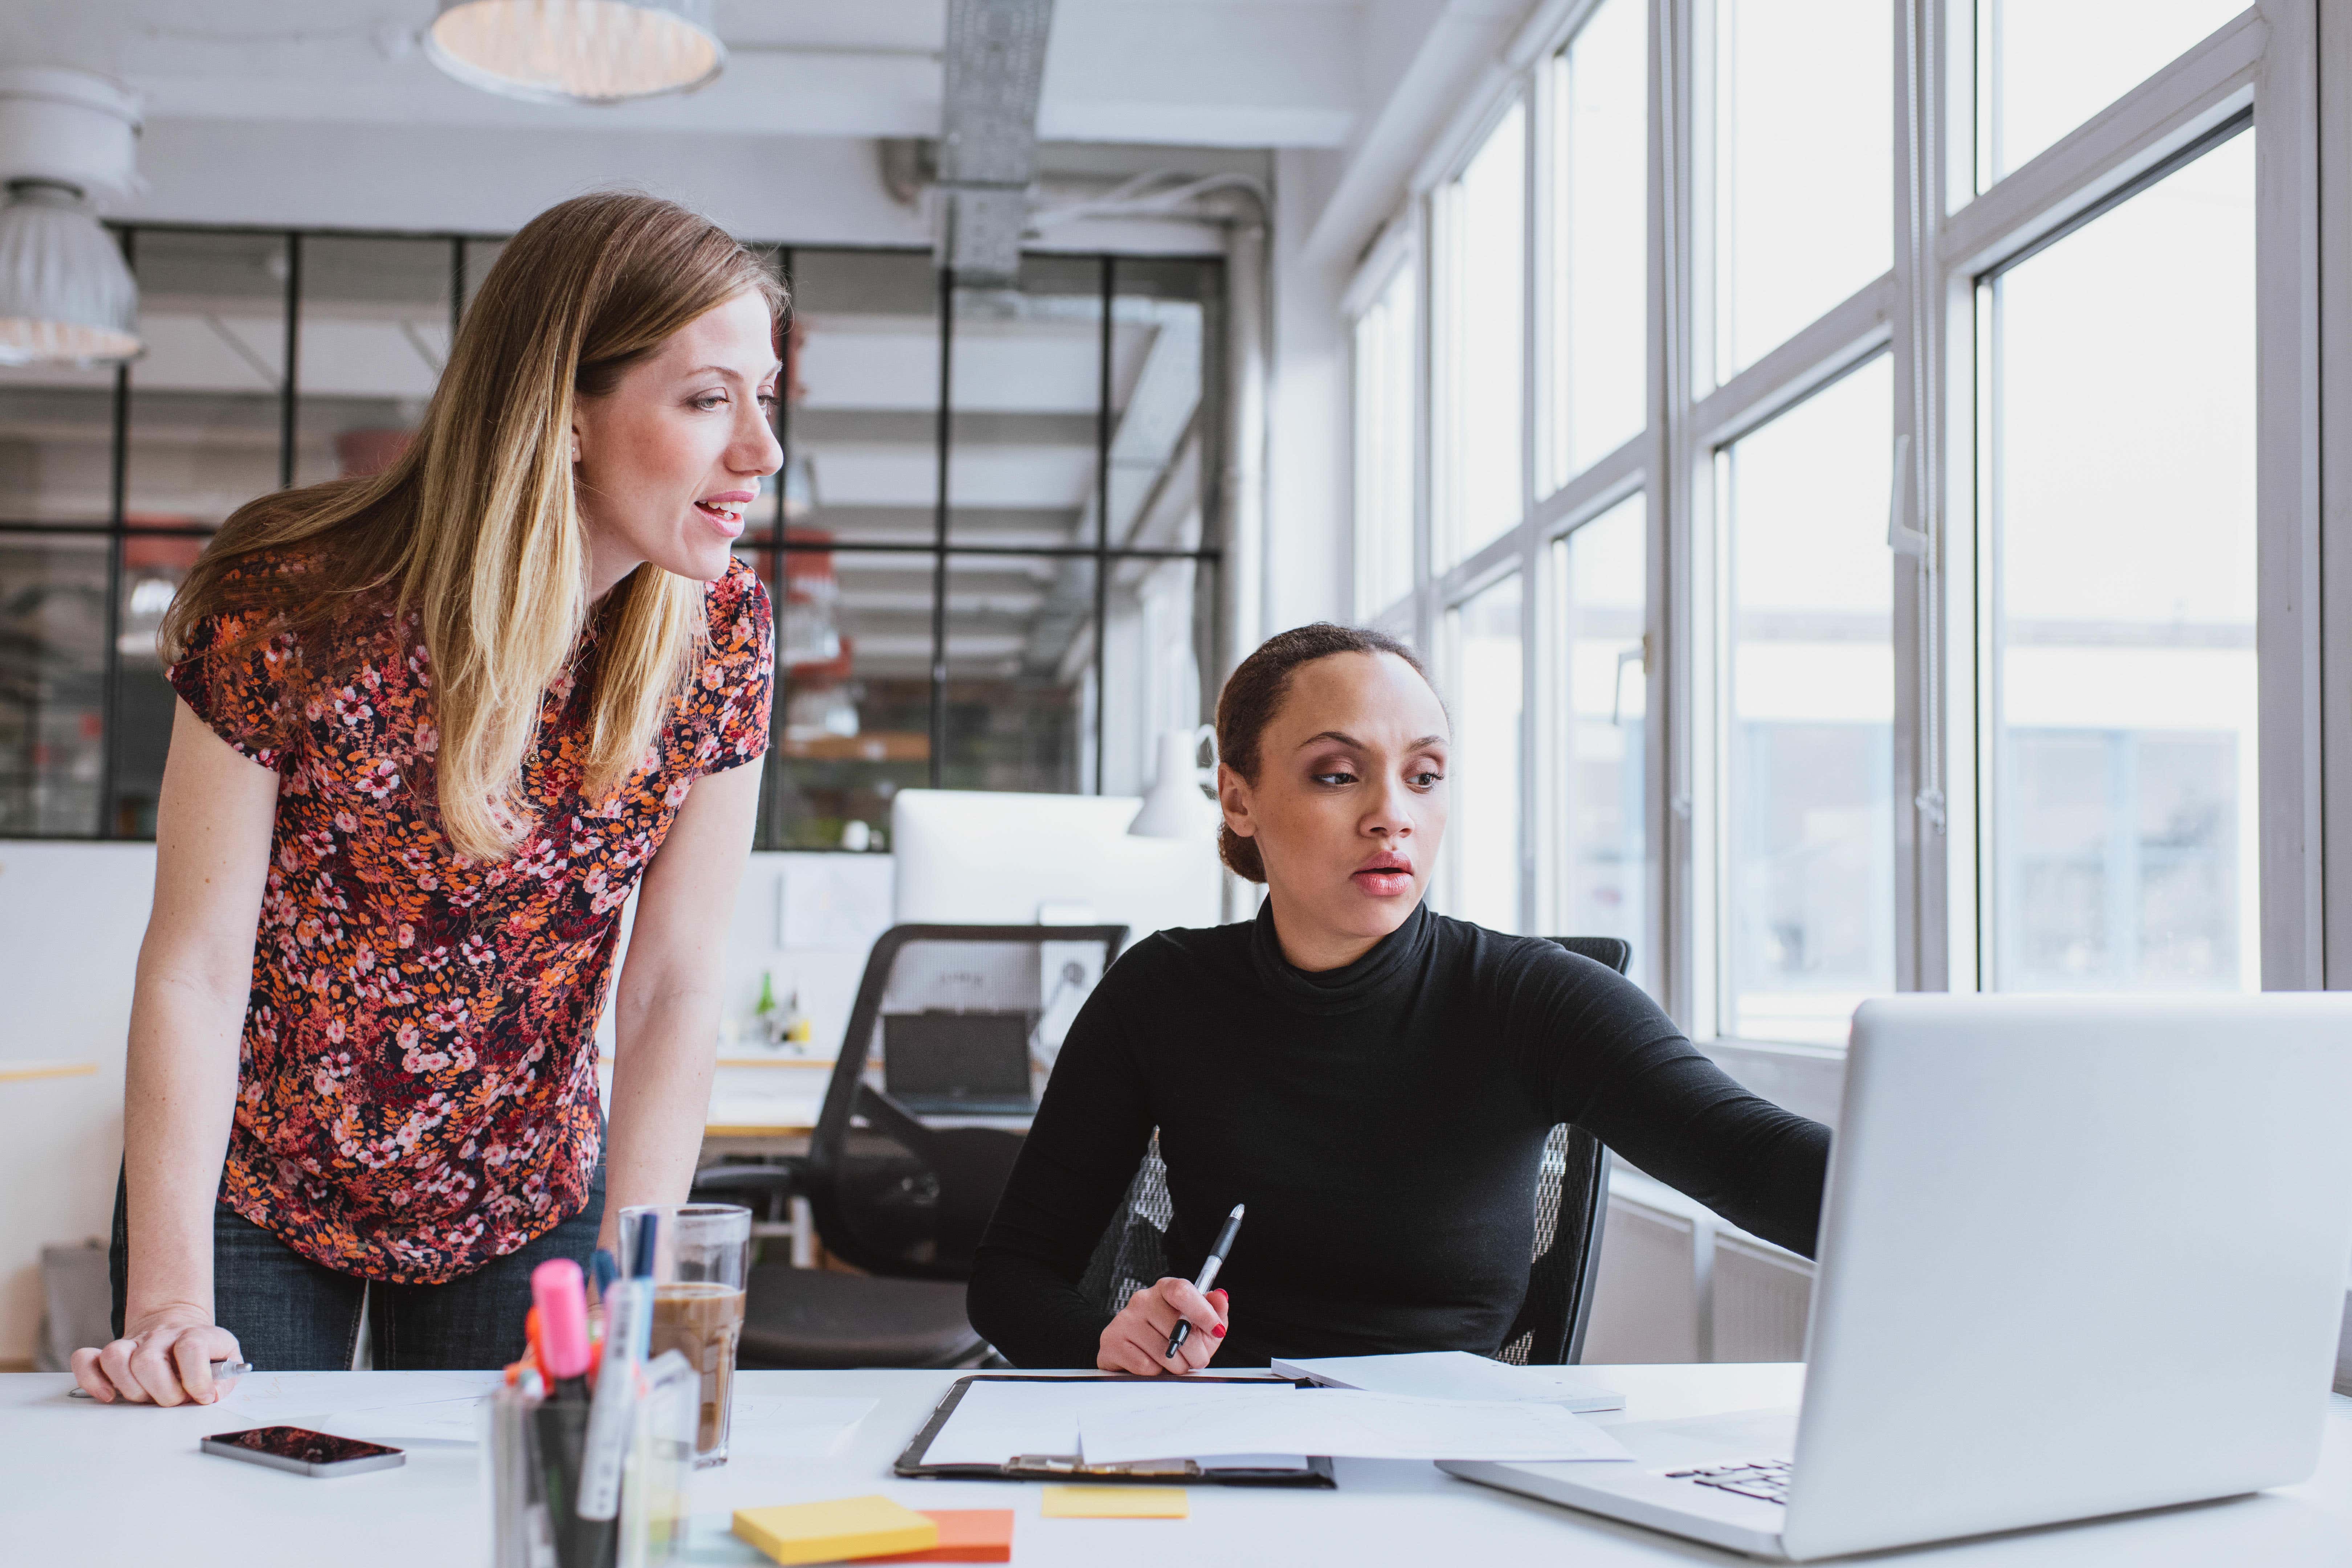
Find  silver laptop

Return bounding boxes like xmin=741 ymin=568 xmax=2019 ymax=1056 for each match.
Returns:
xmin=1443 ymin=994 xmax=2352 ymax=1560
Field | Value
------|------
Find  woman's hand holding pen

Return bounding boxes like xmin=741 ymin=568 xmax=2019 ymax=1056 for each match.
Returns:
xmin=70 ymin=1304 xmax=244 ymax=1405
xmin=1097 ymin=1280 xmax=1228 ymax=1375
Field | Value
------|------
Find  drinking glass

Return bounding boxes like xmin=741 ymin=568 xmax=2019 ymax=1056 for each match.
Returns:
xmin=616 ymin=1203 xmax=751 ymax=1466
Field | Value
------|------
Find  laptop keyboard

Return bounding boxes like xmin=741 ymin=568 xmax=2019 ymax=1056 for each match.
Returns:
xmin=1662 ymin=1458 xmax=1791 ymax=1504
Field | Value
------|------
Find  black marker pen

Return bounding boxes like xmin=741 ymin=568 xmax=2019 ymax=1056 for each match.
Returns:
xmin=1167 ymin=1203 xmax=1245 ymax=1360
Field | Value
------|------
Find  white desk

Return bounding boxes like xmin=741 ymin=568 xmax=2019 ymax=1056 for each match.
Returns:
xmin=6 ymin=1366 xmax=2348 ymax=1566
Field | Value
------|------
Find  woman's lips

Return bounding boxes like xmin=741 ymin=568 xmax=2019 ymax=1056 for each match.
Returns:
xmin=693 ymin=498 xmax=747 ymax=537
xmin=1352 ymin=863 xmax=1414 ymax=895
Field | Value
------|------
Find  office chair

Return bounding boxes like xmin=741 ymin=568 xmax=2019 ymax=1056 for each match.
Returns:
xmin=702 ymin=922 xmax=1127 ymax=1371
xmin=1078 ymin=934 xmax=1632 ymax=1368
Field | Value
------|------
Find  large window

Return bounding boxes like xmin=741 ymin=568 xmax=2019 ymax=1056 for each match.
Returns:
xmin=1446 ymin=572 xmax=1525 ymax=932
xmin=1974 ymin=0 xmax=2247 ymax=189
xmin=1551 ymin=494 xmax=1648 ymax=989
xmin=1544 ymin=0 xmax=1647 ymax=485
xmin=1711 ymin=0 xmax=1890 ymax=379
xmin=1981 ymin=130 xmax=2257 ymax=991
xmin=1721 ymin=358 xmax=1895 ymax=1043
xmin=1352 ymin=1 xmax=2314 ymax=1044
xmin=0 ymin=230 xmax=1224 ymax=851
xmin=1435 ymin=102 xmax=1528 ymax=569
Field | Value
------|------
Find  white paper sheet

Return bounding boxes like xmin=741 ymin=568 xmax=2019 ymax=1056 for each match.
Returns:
xmin=921 ymin=1377 xmax=1303 ymax=1468
xmin=1079 ymin=1390 xmax=1635 ymax=1465
xmin=723 ymin=1395 xmax=878 ymax=1459
xmin=1270 ymin=1351 xmax=1624 ymax=1412
xmin=325 ymin=1397 xmax=487 ymax=1447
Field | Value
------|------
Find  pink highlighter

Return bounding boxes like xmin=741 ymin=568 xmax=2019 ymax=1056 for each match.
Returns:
xmin=528 ymin=1258 xmax=611 ymax=1567
xmin=531 ymin=1258 xmax=595 ymax=1399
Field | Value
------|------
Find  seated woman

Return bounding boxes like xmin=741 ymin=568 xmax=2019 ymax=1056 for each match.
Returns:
xmin=967 ymin=623 xmax=1829 ymax=1373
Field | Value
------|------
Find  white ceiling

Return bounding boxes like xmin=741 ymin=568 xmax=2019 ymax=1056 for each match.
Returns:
xmin=0 ymin=0 xmax=1361 ymax=149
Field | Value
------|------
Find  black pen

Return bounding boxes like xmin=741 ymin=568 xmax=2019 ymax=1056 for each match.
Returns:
xmin=1167 ymin=1203 xmax=1245 ymax=1360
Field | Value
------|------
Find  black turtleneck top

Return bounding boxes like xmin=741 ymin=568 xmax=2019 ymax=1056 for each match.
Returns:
xmin=966 ymin=900 xmax=1831 ymax=1369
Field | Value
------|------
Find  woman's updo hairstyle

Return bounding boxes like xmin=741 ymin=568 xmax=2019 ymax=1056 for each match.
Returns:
xmin=1214 ymin=622 xmax=1434 ymax=882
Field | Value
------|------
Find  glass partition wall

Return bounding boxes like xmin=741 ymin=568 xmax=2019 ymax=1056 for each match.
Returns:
xmin=0 ymin=231 xmax=1224 ymax=852
xmin=1351 ymin=1 xmax=2313 ymax=1039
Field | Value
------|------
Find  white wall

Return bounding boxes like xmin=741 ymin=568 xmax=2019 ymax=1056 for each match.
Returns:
xmin=0 ymin=841 xmax=154 ymax=1366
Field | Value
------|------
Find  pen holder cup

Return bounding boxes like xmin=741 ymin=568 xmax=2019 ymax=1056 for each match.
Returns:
xmin=486 ymin=1352 xmax=701 ymax=1568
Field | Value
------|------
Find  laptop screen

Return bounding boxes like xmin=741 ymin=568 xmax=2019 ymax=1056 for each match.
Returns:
xmin=882 ymin=1011 xmax=1034 ymax=1104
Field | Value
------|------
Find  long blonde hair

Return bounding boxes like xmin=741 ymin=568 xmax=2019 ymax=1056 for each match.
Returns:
xmin=163 ymin=192 xmax=785 ymax=860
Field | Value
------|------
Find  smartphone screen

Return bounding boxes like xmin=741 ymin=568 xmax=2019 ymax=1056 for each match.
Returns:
xmin=207 ymin=1427 xmax=402 ymax=1465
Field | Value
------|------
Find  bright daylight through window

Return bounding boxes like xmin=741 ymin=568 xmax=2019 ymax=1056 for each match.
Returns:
xmin=1449 ymin=571 xmax=1524 ymax=933
xmin=1975 ymin=0 xmax=2249 ymax=189
xmin=1723 ymin=357 xmax=1894 ymax=1045
xmin=1438 ymin=102 xmax=1526 ymax=567
xmin=1982 ymin=129 xmax=2257 ymax=993
xmin=1545 ymin=0 xmax=1646 ymax=485
xmin=1712 ymin=0 xmax=1889 ymax=378
xmin=1553 ymin=495 xmax=1647 ymax=991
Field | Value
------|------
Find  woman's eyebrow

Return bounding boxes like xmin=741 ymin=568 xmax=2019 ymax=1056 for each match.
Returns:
xmin=682 ymin=361 xmax=784 ymax=382
xmin=1294 ymin=730 xmax=1447 ymax=751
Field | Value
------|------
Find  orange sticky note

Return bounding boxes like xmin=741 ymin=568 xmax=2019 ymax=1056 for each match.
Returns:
xmin=861 ymin=1510 xmax=1015 ymax=1563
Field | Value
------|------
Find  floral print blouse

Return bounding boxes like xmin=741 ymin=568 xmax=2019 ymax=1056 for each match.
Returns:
xmin=167 ymin=555 xmax=773 ymax=1283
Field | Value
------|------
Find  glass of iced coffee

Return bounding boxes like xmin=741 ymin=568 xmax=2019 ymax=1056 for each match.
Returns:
xmin=616 ymin=1203 xmax=751 ymax=1466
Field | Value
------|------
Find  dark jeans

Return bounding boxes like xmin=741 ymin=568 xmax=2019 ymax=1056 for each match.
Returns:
xmin=108 ymin=1159 xmax=604 ymax=1371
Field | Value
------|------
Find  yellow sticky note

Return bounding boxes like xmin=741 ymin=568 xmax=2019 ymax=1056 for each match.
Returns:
xmin=1040 ymin=1485 xmax=1190 ymax=1519
xmin=732 ymin=1496 xmax=940 ymax=1565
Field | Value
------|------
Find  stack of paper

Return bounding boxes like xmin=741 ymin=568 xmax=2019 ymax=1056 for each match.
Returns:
xmin=1271 ymin=1351 xmax=1624 ymax=1412
xmin=1077 ymin=1389 xmax=1632 ymax=1466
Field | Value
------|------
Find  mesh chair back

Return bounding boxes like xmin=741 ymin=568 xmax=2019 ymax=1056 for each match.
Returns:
xmin=1080 ymin=933 xmax=1630 ymax=1365
xmin=808 ymin=923 xmax=1126 ymax=1280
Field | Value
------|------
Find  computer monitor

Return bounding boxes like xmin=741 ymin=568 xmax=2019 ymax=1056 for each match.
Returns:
xmin=890 ymin=789 xmax=1226 ymax=942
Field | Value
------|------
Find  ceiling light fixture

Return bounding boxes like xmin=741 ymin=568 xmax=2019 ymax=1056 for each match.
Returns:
xmin=425 ymin=0 xmax=726 ymax=106
xmin=0 ymin=69 xmax=142 ymax=367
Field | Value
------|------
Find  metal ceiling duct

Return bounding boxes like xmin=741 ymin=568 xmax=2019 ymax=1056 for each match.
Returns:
xmin=425 ymin=0 xmax=726 ymax=106
xmin=934 ymin=0 xmax=1055 ymax=286
xmin=0 ymin=68 xmax=142 ymax=366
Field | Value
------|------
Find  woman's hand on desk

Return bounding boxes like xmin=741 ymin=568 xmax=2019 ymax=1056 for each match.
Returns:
xmin=1097 ymin=1280 xmax=1229 ymax=1374
xmin=69 ymin=1305 xmax=243 ymax=1406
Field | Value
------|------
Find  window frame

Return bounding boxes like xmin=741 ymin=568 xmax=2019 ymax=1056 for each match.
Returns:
xmin=1346 ymin=0 xmax=2338 ymax=1054
xmin=0 ymin=228 xmax=1229 ymax=853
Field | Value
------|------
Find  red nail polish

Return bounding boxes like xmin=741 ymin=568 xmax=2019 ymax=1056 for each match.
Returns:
xmin=1211 ymin=1324 xmax=1226 ymax=1338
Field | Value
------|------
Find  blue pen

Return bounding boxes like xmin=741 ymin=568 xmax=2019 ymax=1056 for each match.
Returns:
xmin=590 ymin=1247 xmax=618 ymax=1304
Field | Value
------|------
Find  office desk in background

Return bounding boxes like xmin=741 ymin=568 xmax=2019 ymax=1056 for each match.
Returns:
xmin=595 ymin=1053 xmax=1038 ymax=1271
xmin=5 ymin=1365 xmax=2347 ymax=1566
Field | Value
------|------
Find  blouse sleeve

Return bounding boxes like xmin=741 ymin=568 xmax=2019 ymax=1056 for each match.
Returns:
xmin=165 ymin=606 xmax=302 ymax=771
xmin=695 ymin=559 xmax=774 ymax=776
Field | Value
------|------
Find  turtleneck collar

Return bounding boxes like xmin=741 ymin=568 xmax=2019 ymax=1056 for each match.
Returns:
xmin=1248 ymin=895 xmax=1432 ymax=1015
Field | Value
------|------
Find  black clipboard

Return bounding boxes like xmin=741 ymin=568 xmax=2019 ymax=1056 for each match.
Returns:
xmin=893 ymin=1373 xmax=1339 ymax=1488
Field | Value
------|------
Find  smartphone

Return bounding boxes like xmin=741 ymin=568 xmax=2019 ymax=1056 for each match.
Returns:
xmin=201 ymin=1426 xmax=406 ymax=1477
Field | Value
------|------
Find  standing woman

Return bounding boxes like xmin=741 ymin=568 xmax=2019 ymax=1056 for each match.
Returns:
xmin=72 ymin=192 xmax=781 ymax=1402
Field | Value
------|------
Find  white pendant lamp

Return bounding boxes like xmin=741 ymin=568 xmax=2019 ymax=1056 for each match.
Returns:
xmin=1130 ymin=726 xmax=1223 ymax=839
xmin=0 ymin=69 xmax=142 ymax=367
xmin=426 ymin=0 xmax=726 ymax=105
